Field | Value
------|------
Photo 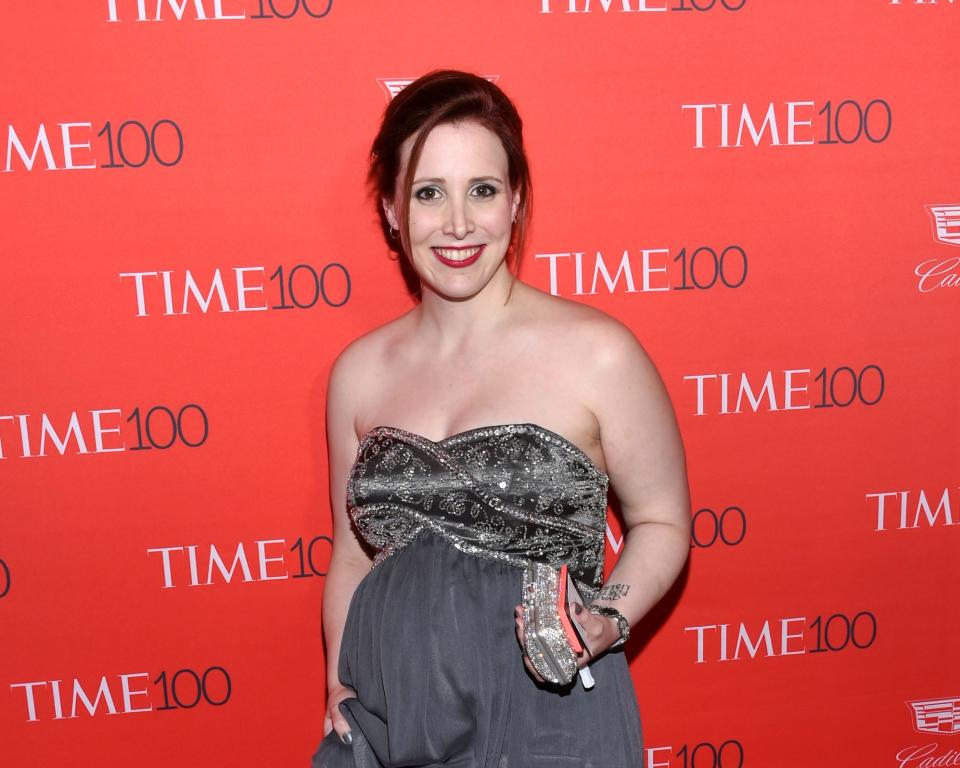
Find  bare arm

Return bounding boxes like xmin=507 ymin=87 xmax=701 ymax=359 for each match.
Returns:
xmin=514 ymin=316 xmax=691 ymax=680
xmin=321 ymin=343 xmax=374 ymax=733
xmin=323 ymin=556 xmax=371 ymax=692
xmin=583 ymin=319 xmax=691 ymax=639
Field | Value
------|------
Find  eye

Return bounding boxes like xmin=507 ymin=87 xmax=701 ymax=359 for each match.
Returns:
xmin=471 ymin=183 xmax=498 ymax=199
xmin=414 ymin=186 xmax=442 ymax=202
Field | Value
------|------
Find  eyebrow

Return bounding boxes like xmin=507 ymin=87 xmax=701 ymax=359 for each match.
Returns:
xmin=412 ymin=176 xmax=504 ymax=185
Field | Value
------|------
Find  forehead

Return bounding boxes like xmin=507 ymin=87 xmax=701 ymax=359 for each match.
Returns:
xmin=403 ymin=120 xmax=509 ymax=176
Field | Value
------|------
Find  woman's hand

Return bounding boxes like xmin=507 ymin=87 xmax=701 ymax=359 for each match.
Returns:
xmin=323 ymin=685 xmax=358 ymax=744
xmin=513 ymin=603 xmax=620 ymax=683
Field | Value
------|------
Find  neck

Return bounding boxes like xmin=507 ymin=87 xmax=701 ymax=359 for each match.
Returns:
xmin=414 ymin=263 xmax=520 ymax=354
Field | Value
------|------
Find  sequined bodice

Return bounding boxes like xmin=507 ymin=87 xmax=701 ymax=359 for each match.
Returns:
xmin=346 ymin=423 xmax=609 ymax=598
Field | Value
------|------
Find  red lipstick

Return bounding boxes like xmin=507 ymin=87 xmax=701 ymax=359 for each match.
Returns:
xmin=431 ymin=244 xmax=485 ymax=269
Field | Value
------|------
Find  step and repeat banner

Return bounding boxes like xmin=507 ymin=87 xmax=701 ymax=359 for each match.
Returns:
xmin=2 ymin=2 xmax=957 ymax=767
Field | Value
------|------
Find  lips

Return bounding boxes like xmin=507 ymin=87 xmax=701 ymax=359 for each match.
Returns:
xmin=431 ymin=244 xmax=485 ymax=268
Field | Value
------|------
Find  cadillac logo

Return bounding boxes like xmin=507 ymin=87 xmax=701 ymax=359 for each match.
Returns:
xmin=376 ymin=75 xmax=501 ymax=102
xmin=925 ymin=205 xmax=960 ymax=247
xmin=908 ymin=697 xmax=960 ymax=735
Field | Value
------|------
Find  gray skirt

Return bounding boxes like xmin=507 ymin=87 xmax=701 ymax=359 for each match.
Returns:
xmin=311 ymin=530 xmax=643 ymax=768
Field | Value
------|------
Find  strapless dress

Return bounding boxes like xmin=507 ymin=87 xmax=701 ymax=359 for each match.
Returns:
xmin=311 ymin=423 xmax=643 ymax=768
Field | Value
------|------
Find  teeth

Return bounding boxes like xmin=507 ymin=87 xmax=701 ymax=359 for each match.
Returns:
xmin=435 ymin=246 xmax=481 ymax=261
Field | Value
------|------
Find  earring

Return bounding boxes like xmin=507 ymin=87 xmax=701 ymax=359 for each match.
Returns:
xmin=511 ymin=209 xmax=518 ymax=224
xmin=388 ymin=224 xmax=399 ymax=239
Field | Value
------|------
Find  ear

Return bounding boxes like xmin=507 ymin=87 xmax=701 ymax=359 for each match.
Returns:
xmin=512 ymin=189 xmax=521 ymax=221
xmin=382 ymin=198 xmax=398 ymax=230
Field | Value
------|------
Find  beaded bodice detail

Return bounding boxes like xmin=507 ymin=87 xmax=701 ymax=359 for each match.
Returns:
xmin=347 ymin=423 xmax=610 ymax=599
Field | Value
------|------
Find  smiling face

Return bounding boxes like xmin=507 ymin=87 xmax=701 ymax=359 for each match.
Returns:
xmin=384 ymin=120 xmax=520 ymax=300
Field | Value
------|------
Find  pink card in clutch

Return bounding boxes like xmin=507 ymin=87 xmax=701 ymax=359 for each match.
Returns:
xmin=560 ymin=566 xmax=599 ymax=658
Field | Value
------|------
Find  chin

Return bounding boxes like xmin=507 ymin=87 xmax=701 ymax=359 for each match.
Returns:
xmin=427 ymin=280 xmax=485 ymax=301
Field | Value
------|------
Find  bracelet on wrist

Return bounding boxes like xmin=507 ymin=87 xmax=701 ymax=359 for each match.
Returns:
xmin=585 ymin=603 xmax=630 ymax=649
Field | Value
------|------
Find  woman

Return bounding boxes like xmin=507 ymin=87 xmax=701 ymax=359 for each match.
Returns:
xmin=313 ymin=70 xmax=690 ymax=768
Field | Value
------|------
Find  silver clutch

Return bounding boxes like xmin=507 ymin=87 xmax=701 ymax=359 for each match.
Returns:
xmin=520 ymin=562 xmax=583 ymax=685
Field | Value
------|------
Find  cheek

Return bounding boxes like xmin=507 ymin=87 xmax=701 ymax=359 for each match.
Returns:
xmin=408 ymin=212 xmax=437 ymax=243
xmin=480 ymin=205 xmax=513 ymax=236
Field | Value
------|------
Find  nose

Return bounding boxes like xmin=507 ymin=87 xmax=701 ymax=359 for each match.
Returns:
xmin=442 ymin=195 xmax=475 ymax=240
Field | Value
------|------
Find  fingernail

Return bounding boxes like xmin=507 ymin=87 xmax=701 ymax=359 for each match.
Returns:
xmin=340 ymin=730 xmax=353 ymax=745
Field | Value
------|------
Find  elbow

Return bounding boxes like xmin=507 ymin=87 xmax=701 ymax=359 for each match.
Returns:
xmin=671 ymin=503 xmax=692 ymax=569
xmin=676 ymin=516 xmax=692 ymax=568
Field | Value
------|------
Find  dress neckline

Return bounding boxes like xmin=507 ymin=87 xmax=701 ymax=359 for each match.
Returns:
xmin=358 ymin=422 xmax=609 ymax=481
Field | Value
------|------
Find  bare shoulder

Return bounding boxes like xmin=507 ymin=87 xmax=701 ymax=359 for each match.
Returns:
xmin=522 ymin=290 xmax=687 ymax=524
xmin=327 ymin=311 xmax=415 ymax=435
xmin=513 ymin=285 xmax=668 ymax=445
xmin=521 ymin=283 xmax=654 ymax=378
xmin=331 ymin=310 xmax=415 ymax=375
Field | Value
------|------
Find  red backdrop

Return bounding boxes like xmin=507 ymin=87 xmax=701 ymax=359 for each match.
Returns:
xmin=2 ymin=2 xmax=958 ymax=767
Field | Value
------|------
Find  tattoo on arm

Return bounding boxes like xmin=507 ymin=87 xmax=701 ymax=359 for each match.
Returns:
xmin=597 ymin=583 xmax=630 ymax=601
